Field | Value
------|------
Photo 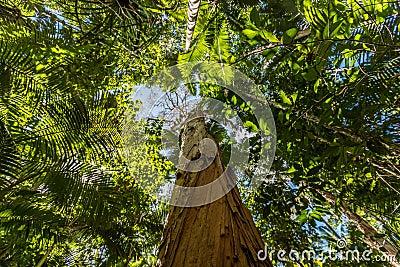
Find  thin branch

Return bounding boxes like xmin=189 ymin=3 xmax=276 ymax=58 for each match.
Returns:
xmin=239 ymin=29 xmax=311 ymax=60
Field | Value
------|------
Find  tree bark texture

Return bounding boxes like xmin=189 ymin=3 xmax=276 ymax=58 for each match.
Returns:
xmin=157 ymin=117 xmax=272 ymax=267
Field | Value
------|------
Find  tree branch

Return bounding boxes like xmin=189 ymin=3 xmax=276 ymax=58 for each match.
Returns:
xmin=240 ymin=28 xmax=311 ymax=59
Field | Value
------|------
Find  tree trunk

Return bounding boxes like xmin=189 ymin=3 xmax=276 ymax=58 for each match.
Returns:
xmin=157 ymin=117 xmax=272 ymax=267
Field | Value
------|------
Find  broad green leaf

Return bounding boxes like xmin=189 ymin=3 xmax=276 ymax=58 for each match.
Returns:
xmin=244 ymin=121 xmax=258 ymax=132
xmin=302 ymin=68 xmax=318 ymax=81
xmin=260 ymin=30 xmax=280 ymax=42
xmin=286 ymin=28 xmax=298 ymax=38
xmin=280 ymin=90 xmax=292 ymax=105
xmin=291 ymin=92 xmax=298 ymax=103
xmin=243 ymin=29 xmax=259 ymax=39
xmin=231 ymin=95 xmax=237 ymax=105
xmin=250 ymin=8 xmax=261 ymax=27
xmin=259 ymin=118 xmax=270 ymax=135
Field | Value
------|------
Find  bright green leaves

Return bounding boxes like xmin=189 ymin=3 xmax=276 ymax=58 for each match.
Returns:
xmin=242 ymin=7 xmax=282 ymax=44
xmin=369 ymin=177 xmax=377 ymax=191
xmin=0 ymin=1 xmax=172 ymax=265
xmin=179 ymin=8 xmax=233 ymax=63
xmin=348 ymin=0 xmax=394 ymax=25
xmin=35 ymin=63 xmax=46 ymax=72
xmin=244 ymin=120 xmax=258 ymax=133
xmin=258 ymin=117 xmax=271 ymax=135
xmin=236 ymin=0 xmax=399 ymax=263
xmin=231 ymin=95 xmax=237 ymax=105
xmin=313 ymin=78 xmax=320 ymax=93
xmin=287 ymin=166 xmax=297 ymax=174
xmin=242 ymin=28 xmax=279 ymax=43
xmin=296 ymin=209 xmax=308 ymax=225
xmin=323 ymin=20 xmax=344 ymax=39
xmin=280 ymin=90 xmax=292 ymax=105
xmin=164 ymin=4 xmax=186 ymax=22
xmin=260 ymin=30 xmax=280 ymax=43
xmin=334 ymin=0 xmax=346 ymax=11
xmin=303 ymin=0 xmax=350 ymax=40
xmin=49 ymin=45 xmax=71 ymax=55
xmin=281 ymin=28 xmax=298 ymax=44
xmin=295 ymin=207 xmax=325 ymax=230
xmin=291 ymin=92 xmax=298 ymax=104
xmin=285 ymin=28 xmax=298 ymax=39
xmin=242 ymin=29 xmax=259 ymax=39
xmin=178 ymin=32 xmax=210 ymax=62
xmin=211 ymin=23 xmax=232 ymax=63
xmin=303 ymin=0 xmax=329 ymax=33
xmin=303 ymin=0 xmax=396 ymax=43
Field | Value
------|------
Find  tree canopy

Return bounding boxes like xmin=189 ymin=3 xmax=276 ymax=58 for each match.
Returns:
xmin=0 ymin=0 xmax=399 ymax=266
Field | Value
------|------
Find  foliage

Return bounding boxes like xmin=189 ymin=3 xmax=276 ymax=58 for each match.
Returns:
xmin=0 ymin=0 xmax=399 ymax=266
xmin=179 ymin=0 xmax=400 ymax=266
xmin=0 ymin=0 xmax=173 ymax=265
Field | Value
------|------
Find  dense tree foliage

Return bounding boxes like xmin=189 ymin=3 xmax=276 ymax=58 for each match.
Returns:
xmin=0 ymin=0 xmax=399 ymax=266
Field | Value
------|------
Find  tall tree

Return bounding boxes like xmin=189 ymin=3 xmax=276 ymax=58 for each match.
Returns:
xmin=157 ymin=116 xmax=272 ymax=266
xmin=1 ymin=0 xmax=399 ymax=265
xmin=175 ymin=0 xmax=400 ymax=265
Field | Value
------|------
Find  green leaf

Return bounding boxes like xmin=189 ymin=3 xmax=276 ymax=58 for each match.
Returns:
xmin=282 ymin=28 xmax=298 ymax=44
xmin=280 ymin=90 xmax=292 ymax=105
xmin=244 ymin=121 xmax=258 ymax=132
xmin=330 ymin=21 xmax=344 ymax=37
xmin=334 ymin=0 xmax=346 ymax=11
xmin=243 ymin=29 xmax=259 ymax=39
xmin=35 ymin=64 xmax=46 ymax=72
xmin=286 ymin=28 xmax=299 ymax=38
xmin=278 ymin=110 xmax=284 ymax=123
xmin=302 ymin=68 xmax=318 ymax=81
xmin=310 ymin=211 xmax=322 ymax=220
xmin=287 ymin=166 xmax=297 ymax=173
xmin=291 ymin=92 xmax=298 ymax=104
xmin=250 ymin=8 xmax=261 ymax=27
xmin=264 ymin=142 xmax=272 ymax=150
xmin=231 ymin=95 xmax=237 ymax=105
xmin=346 ymin=178 xmax=354 ymax=185
xmin=259 ymin=117 xmax=269 ymax=134
xmin=297 ymin=210 xmax=309 ymax=225
xmin=211 ymin=23 xmax=231 ymax=63
xmin=314 ymin=78 xmax=320 ymax=93
xmin=260 ymin=30 xmax=280 ymax=42
xmin=370 ymin=180 xmax=377 ymax=191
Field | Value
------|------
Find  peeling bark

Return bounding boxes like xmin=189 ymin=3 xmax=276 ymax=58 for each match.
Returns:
xmin=157 ymin=117 xmax=272 ymax=267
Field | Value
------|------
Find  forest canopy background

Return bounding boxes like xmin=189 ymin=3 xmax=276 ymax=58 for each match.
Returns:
xmin=0 ymin=0 xmax=399 ymax=266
